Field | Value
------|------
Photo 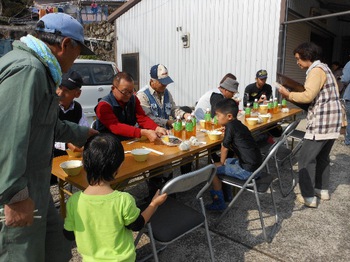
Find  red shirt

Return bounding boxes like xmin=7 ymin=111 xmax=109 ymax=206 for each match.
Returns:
xmin=96 ymin=96 xmax=158 ymax=138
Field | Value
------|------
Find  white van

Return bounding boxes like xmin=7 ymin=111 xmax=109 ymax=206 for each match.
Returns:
xmin=71 ymin=59 xmax=119 ymax=124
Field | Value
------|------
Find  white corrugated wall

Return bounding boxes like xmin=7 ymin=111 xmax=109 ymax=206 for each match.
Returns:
xmin=115 ymin=0 xmax=282 ymax=108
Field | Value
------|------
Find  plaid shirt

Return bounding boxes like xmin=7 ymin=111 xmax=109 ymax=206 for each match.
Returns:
xmin=305 ymin=61 xmax=341 ymax=140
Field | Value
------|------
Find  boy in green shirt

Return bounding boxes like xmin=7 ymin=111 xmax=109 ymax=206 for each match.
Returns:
xmin=64 ymin=133 xmax=167 ymax=261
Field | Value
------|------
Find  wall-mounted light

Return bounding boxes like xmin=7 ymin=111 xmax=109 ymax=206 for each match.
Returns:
xmin=181 ymin=33 xmax=190 ymax=48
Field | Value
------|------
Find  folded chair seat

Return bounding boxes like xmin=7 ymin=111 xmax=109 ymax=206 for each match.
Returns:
xmin=148 ymin=197 xmax=205 ymax=243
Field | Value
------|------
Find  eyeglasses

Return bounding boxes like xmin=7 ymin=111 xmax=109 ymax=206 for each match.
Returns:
xmin=114 ymin=85 xmax=134 ymax=96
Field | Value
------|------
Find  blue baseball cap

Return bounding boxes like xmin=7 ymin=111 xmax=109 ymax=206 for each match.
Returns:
xmin=36 ymin=13 xmax=95 ymax=56
xmin=150 ymin=64 xmax=174 ymax=85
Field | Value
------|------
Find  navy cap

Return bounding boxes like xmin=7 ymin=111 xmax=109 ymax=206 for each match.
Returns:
xmin=61 ymin=70 xmax=83 ymax=90
xmin=256 ymin=69 xmax=268 ymax=79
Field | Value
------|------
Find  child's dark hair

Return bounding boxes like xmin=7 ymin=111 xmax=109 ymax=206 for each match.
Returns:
xmin=83 ymin=133 xmax=125 ymax=185
xmin=215 ymin=98 xmax=239 ymax=118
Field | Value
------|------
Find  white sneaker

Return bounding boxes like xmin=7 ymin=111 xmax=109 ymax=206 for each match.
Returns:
xmin=314 ymin=189 xmax=330 ymax=200
xmin=296 ymin=194 xmax=318 ymax=208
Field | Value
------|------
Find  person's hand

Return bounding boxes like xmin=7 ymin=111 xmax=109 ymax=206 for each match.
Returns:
xmin=4 ymin=198 xmax=35 ymax=227
xmin=67 ymin=143 xmax=83 ymax=152
xmin=278 ymin=85 xmax=290 ymax=98
xmin=155 ymin=126 xmax=168 ymax=136
xmin=87 ymin=128 xmax=99 ymax=138
xmin=183 ymin=113 xmax=191 ymax=120
xmin=141 ymin=129 xmax=159 ymax=142
xmin=150 ymin=190 xmax=167 ymax=207
xmin=166 ymin=119 xmax=174 ymax=128
xmin=258 ymin=94 xmax=267 ymax=104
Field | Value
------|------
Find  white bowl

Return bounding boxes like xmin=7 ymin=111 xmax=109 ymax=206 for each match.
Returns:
xmin=131 ymin=149 xmax=151 ymax=162
xmin=259 ymin=114 xmax=271 ymax=123
xmin=60 ymin=160 xmax=83 ymax=176
xmin=246 ymin=117 xmax=259 ymax=126
xmin=259 ymin=104 xmax=268 ymax=114
xmin=207 ymin=130 xmax=223 ymax=141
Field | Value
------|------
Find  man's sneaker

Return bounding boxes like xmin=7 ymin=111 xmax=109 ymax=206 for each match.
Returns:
xmin=296 ymin=194 xmax=318 ymax=208
xmin=314 ymin=189 xmax=330 ymax=200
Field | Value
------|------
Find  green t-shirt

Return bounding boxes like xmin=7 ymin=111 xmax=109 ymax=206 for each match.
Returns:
xmin=64 ymin=190 xmax=140 ymax=262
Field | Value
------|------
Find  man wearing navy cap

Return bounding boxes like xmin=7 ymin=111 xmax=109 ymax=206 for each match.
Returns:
xmin=243 ymin=69 xmax=273 ymax=106
xmin=137 ymin=64 xmax=191 ymax=129
xmin=54 ymin=70 xmax=89 ymax=158
xmin=0 ymin=13 xmax=97 ymax=261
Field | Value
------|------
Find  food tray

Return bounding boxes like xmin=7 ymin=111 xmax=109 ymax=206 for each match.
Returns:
xmin=161 ymin=135 xmax=182 ymax=146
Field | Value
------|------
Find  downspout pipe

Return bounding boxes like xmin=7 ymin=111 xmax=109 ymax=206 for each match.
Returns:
xmin=278 ymin=0 xmax=289 ymax=75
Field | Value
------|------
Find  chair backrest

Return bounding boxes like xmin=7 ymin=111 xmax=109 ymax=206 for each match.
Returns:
xmin=160 ymin=164 xmax=216 ymax=198
xmin=252 ymin=134 xmax=289 ymax=177
xmin=281 ymin=119 xmax=301 ymax=138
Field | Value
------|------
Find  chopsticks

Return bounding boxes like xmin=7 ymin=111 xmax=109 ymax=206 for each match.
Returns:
xmin=142 ymin=146 xmax=164 ymax=155
xmin=126 ymin=138 xmax=139 ymax=144
xmin=0 ymin=209 xmax=42 ymax=223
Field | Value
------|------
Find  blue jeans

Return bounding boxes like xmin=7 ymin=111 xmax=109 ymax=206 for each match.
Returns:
xmin=345 ymin=100 xmax=350 ymax=145
xmin=217 ymin=158 xmax=252 ymax=180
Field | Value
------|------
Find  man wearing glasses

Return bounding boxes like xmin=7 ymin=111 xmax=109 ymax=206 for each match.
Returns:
xmin=95 ymin=72 xmax=167 ymax=142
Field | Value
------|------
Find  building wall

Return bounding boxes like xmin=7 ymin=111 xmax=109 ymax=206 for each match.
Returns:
xmin=115 ymin=0 xmax=282 ymax=108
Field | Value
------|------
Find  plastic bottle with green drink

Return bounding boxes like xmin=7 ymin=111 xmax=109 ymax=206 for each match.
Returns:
xmin=282 ymin=98 xmax=287 ymax=108
xmin=191 ymin=112 xmax=197 ymax=136
xmin=173 ymin=115 xmax=182 ymax=138
xmin=253 ymin=99 xmax=259 ymax=113
xmin=245 ymin=103 xmax=251 ymax=119
xmin=273 ymin=98 xmax=278 ymax=113
xmin=185 ymin=116 xmax=194 ymax=139
xmin=204 ymin=108 xmax=212 ymax=130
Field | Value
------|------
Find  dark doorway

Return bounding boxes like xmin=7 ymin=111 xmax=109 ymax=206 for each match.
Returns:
xmin=310 ymin=32 xmax=334 ymax=66
xmin=122 ymin=53 xmax=140 ymax=91
xmin=341 ymin=36 xmax=350 ymax=66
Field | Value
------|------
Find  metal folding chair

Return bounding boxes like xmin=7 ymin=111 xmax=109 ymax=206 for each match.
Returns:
xmin=289 ymin=129 xmax=305 ymax=155
xmin=136 ymin=164 xmax=216 ymax=262
xmin=215 ymin=135 xmax=289 ymax=243
xmin=260 ymin=120 xmax=300 ymax=197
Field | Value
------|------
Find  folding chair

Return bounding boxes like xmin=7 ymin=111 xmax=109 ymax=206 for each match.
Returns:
xmin=136 ymin=164 xmax=216 ymax=262
xmin=289 ymin=129 xmax=305 ymax=155
xmin=215 ymin=135 xmax=289 ymax=243
xmin=260 ymin=120 xmax=300 ymax=197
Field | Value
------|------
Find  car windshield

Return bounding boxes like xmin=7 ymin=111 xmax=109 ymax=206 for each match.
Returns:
xmin=71 ymin=63 xmax=115 ymax=85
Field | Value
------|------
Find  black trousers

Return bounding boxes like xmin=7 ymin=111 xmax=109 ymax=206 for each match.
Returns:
xmin=298 ymin=139 xmax=335 ymax=198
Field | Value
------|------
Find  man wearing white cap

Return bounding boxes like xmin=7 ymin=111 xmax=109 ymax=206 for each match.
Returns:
xmin=137 ymin=64 xmax=193 ymax=198
xmin=0 ymin=13 xmax=97 ymax=261
xmin=137 ymin=64 xmax=191 ymax=129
